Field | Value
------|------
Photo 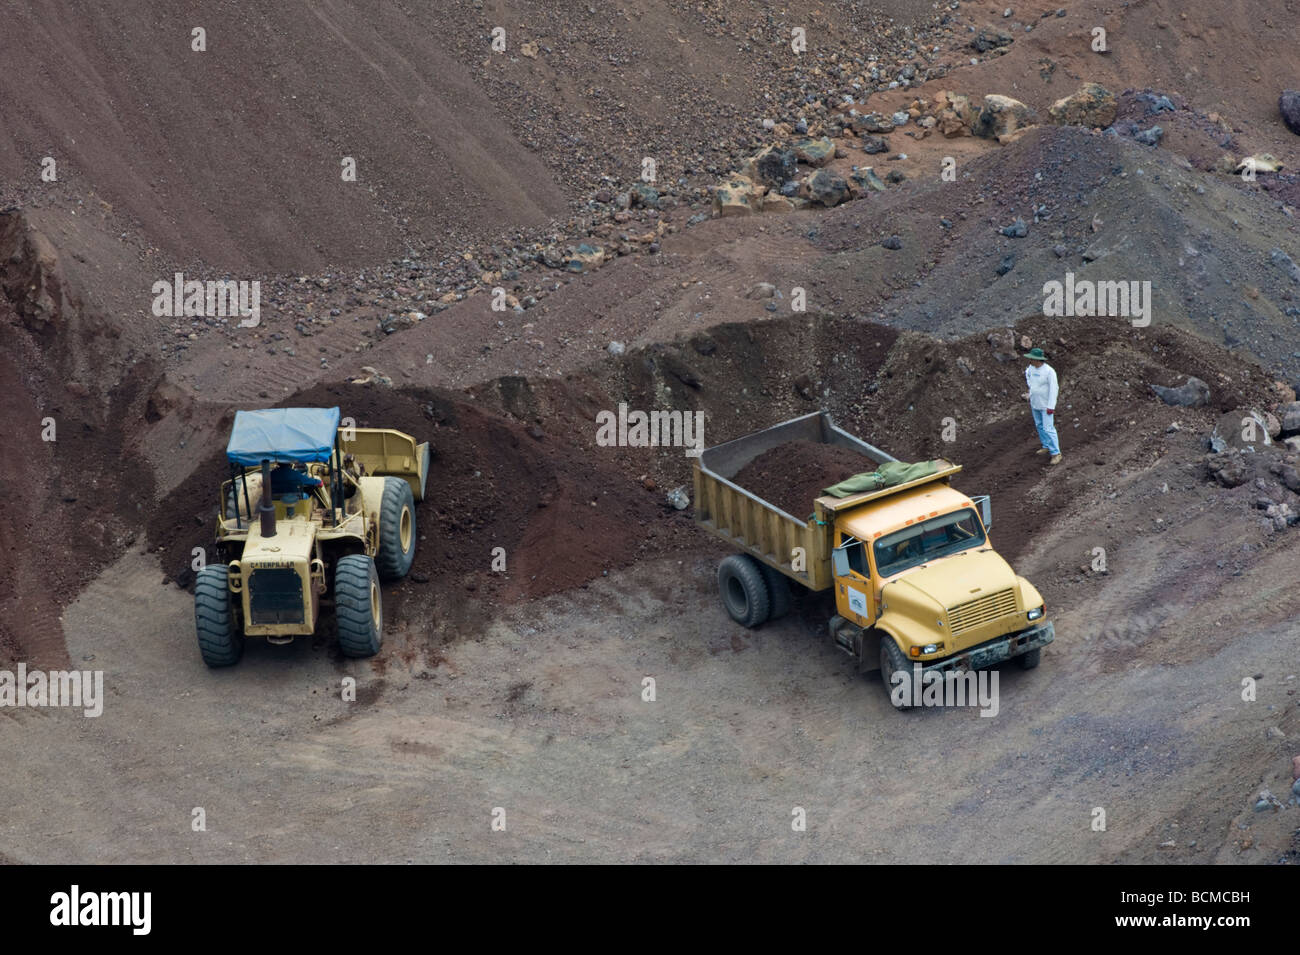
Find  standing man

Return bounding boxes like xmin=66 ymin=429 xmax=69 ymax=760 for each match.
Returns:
xmin=1022 ymin=347 xmax=1061 ymax=464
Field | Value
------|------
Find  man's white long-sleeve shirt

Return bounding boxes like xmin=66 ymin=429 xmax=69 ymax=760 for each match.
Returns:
xmin=1025 ymin=363 xmax=1059 ymax=410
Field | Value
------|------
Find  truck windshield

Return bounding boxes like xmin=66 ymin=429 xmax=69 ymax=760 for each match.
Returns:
xmin=873 ymin=508 xmax=986 ymax=577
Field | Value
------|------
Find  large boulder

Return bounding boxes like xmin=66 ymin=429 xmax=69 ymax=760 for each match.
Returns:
xmin=1213 ymin=409 xmax=1275 ymax=449
xmin=806 ymin=170 xmax=851 ymax=207
xmin=1048 ymin=83 xmax=1118 ymax=128
xmin=712 ymin=175 xmax=766 ymax=217
xmin=971 ymin=94 xmax=1039 ymax=141
xmin=790 ymin=136 xmax=835 ymax=167
xmin=743 ymin=146 xmax=798 ymax=187
xmin=1280 ymin=90 xmax=1300 ymax=136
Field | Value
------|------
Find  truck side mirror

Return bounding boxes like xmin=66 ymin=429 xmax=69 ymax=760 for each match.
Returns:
xmin=831 ymin=547 xmax=850 ymax=577
xmin=972 ymin=495 xmax=992 ymax=531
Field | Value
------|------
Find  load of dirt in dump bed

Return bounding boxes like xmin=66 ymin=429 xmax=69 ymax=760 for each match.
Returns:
xmin=731 ymin=440 xmax=880 ymax=519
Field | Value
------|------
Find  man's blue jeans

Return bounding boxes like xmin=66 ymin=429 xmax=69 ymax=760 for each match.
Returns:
xmin=1032 ymin=408 xmax=1060 ymax=455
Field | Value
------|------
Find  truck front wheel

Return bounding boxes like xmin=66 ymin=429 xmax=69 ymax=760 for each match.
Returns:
xmin=1019 ymin=647 xmax=1041 ymax=670
xmin=880 ymin=637 xmax=916 ymax=710
xmin=717 ymin=554 xmax=771 ymax=628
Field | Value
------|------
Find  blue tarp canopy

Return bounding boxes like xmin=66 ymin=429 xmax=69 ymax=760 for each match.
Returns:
xmin=226 ymin=407 xmax=341 ymax=467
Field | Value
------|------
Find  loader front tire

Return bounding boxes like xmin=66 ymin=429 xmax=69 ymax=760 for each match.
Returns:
xmin=195 ymin=564 xmax=244 ymax=668
xmin=336 ymin=555 xmax=382 ymax=658
xmin=375 ymin=477 xmax=416 ymax=581
xmin=717 ymin=554 xmax=771 ymax=628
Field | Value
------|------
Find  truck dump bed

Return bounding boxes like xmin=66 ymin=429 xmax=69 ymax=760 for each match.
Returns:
xmin=694 ymin=412 xmax=960 ymax=591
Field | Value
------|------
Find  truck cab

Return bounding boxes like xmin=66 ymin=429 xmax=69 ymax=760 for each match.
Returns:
xmin=828 ymin=482 xmax=1052 ymax=682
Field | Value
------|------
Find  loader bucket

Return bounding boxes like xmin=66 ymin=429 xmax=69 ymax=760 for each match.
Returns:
xmin=339 ymin=427 xmax=431 ymax=501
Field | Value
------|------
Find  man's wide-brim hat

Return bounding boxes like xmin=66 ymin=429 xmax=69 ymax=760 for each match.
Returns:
xmin=1023 ymin=347 xmax=1047 ymax=360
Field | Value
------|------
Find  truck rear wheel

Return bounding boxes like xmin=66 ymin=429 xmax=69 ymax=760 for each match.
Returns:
xmin=195 ymin=564 xmax=244 ymax=668
xmin=375 ymin=477 xmax=416 ymax=580
xmin=336 ymin=554 xmax=382 ymax=658
xmin=1019 ymin=647 xmax=1041 ymax=670
xmin=880 ymin=637 xmax=916 ymax=710
xmin=717 ymin=554 xmax=771 ymax=628
xmin=759 ymin=562 xmax=792 ymax=620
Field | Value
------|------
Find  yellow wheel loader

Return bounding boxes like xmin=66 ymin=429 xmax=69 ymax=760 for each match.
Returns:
xmin=194 ymin=407 xmax=431 ymax=667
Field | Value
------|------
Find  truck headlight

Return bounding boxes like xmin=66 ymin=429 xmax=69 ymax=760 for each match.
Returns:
xmin=1027 ymin=606 xmax=1044 ymax=621
xmin=911 ymin=643 xmax=943 ymax=657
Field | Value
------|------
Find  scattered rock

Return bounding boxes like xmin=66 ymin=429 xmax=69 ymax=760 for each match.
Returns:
xmin=1214 ymin=409 xmax=1274 ymax=449
xmin=745 ymin=282 xmax=777 ymax=300
xmin=851 ymin=113 xmax=895 ymax=135
xmin=970 ymin=28 xmax=1014 ymax=53
xmin=881 ymin=235 xmax=903 ymax=250
xmin=850 ymin=167 xmax=887 ymax=193
xmin=1151 ymin=377 xmax=1210 ymax=407
xmin=807 ymin=169 xmax=850 ymax=207
xmin=790 ymin=136 xmax=836 ymax=166
xmin=1001 ymin=217 xmax=1028 ymax=238
xmin=607 ymin=341 xmax=625 ymax=356
xmin=1270 ymin=248 xmax=1300 ymax=285
xmin=744 ymin=146 xmax=798 ymax=187
xmin=666 ymin=486 xmax=690 ymax=510
xmin=1205 ymin=450 xmax=1249 ymax=488
xmin=1134 ymin=125 xmax=1164 ymax=147
xmin=1047 ymin=82 xmax=1118 ymax=128
xmin=859 ymin=135 xmax=890 ymax=154
xmin=971 ymin=94 xmax=1039 ymax=141
xmin=987 ymin=327 xmax=1018 ymax=362
xmin=996 ymin=253 xmax=1015 ymax=275
xmin=1279 ymin=401 xmax=1300 ymax=435
xmin=1280 ymin=90 xmax=1300 ymax=136
xmin=712 ymin=175 xmax=765 ymax=217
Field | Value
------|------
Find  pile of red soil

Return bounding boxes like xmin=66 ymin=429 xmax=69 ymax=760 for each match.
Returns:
xmin=147 ymin=383 xmax=699 ymax=624
xmin=731 ymin=440 xmax=878 ymax=518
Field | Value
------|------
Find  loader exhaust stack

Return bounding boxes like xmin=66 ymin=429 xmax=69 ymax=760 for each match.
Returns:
xmin=258 ymin=459 xmax=276 ymax=538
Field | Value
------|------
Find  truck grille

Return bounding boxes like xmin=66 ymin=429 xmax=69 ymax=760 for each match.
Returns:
xmin=947 ymin=588 xmax=1017 ymax=635
xmin=248 ymin=568 xmax=304 ymax=625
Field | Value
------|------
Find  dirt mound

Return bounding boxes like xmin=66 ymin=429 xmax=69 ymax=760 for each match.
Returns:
xmin=147 ymin=384 xmax=699 ymax=626
xmin=732 ymin=440 xmax=879 ymax=518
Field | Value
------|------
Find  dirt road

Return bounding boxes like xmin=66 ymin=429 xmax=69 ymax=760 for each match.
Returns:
xmin=2 ymin=529 xmax=1294 ymax=863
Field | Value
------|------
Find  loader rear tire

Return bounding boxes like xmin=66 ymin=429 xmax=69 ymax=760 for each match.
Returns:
xmin=375 ymin=477 xmax=416 ymax=581
xmin=717 ymin=554 xmax=771 ymax=628
xmin=759 ymin=562 xmax=792 ymax=621
xmin=335 ymin=555 xmax=382 ymax=658
xmin=195 ymin=564 xmax=244 ymax=668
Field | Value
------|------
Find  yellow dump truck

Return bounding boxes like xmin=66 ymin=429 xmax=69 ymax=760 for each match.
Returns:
xmin=694 ymin=412 xmax=1053 ymax=707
